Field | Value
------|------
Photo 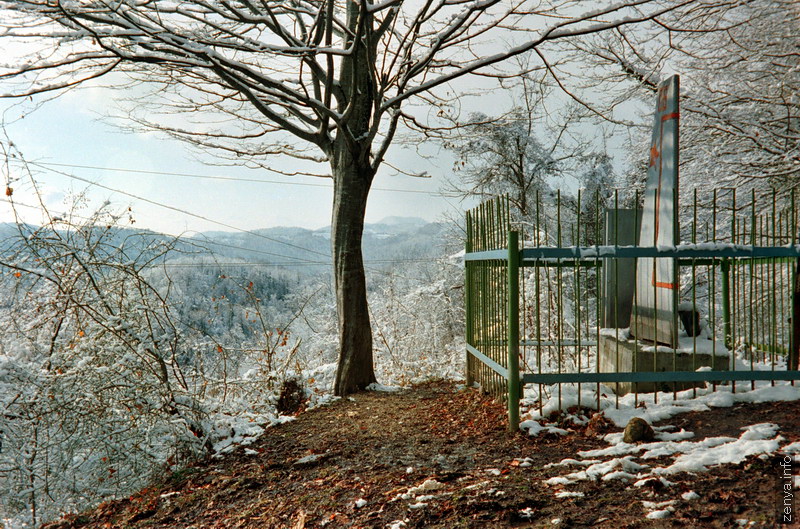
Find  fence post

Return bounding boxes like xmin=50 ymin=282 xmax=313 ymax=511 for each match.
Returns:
xmin=721 ymin=258 xmax=732 ymax=350
xmin=507 ymin=230 xmax=520 ymax=431
xmin=791 ymin=257 xmax=800 ymax=371
xmin=465 ymin=212 xmax=475 ymax=387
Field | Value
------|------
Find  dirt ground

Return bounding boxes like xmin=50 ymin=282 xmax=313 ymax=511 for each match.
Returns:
xmin=44 ymin=381 xmax=800 ymax=529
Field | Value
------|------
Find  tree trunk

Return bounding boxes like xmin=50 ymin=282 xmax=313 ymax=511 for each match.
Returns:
xmin=330 ymin=0 xmax=377 ymax=396
xmin=331 ymin=155 xmax=377 ymax=396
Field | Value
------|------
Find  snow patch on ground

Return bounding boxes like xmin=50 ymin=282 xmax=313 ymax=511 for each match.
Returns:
xmin=566 ymin=423 xmax=783 ymax=480
xmin=527 ymin=374 xmax=798 ymax=523
xmin=366 ymin=382 xmax=403 ymax=392
xmin=782 ymin=441 xmax=800 ymax=453
xmin=408 ymin=479 xmax=445 ymax=494
xmin=652 ymin=423 xmax=782 ymax=474
xmin=520 ymin=420 xmax=569 ymax=436
xmin=544 ymin=456 xmax=647 ymax=485
xmin=554 ymin=491 xmax=585 ymax=498
xmin=633 ymin=476 xmax=674 ymax=488
xmin=646 ymin=509 xmax=672 ymax=519
xmin=643 ymin=500 xmax=677 ymax=519
xmin=209 ymin=412 xmax=295 ymax=455
xmin=544 ymin=458 xmax=602 ymax=469
xmin=654 ymin=427 xmax=695 ymax=441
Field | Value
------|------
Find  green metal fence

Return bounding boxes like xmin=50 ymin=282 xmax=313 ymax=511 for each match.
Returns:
xmin=465 ymin=196 xmax=512 ymax=400
xmin=465 ymin=190 xmax=800 ymax=431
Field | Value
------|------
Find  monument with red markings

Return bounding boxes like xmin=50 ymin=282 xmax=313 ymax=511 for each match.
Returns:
xmin=632 ymin=75 xmax=681 ymax=347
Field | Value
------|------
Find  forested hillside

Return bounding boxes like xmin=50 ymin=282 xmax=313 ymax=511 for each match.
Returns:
xmin=0 ymin=215 xmax=463 ymax=527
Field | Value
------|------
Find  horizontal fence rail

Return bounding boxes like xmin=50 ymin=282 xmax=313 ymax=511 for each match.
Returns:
xmin=522 ymin=371 xmax=800 ymax=385
xmin=465 ymin=245 xmax=800 ymax=262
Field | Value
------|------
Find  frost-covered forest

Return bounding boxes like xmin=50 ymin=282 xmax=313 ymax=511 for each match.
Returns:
xmin=0 ymin=211 xmax=465 ymax=527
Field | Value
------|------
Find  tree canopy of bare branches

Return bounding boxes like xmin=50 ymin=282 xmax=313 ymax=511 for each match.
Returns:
xmin=571 ymin=0 xmax=800 ymax=195
xmin=0 ymin=0 xmax=736 ymax=394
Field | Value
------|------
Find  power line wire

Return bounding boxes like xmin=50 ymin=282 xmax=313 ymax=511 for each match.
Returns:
xmin=2 ymin=201 xmax=446 ymax=267
xmin=29 ymin=161 xmax=332 ymax=261
xmin=35 ymin=161 xmax=440 ymax=196
xmin=2 ymin=197 xmax=329 ymax=264
xmin=149 ymin=257 xmax=447 ymax=269
xmin=181 ymin=235 xmax=332 ymax=263
xmin=3 ymin=174 xmax=454 ymax=281
xmin=0 ymin=198 xmax=98 ymax=224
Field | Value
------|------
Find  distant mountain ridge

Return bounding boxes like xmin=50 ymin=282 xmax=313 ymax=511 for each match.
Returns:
xmin=195 ymin=216 xmax=446 ymax=270
xmin=0 ymin=217 xmax=449 ymax=274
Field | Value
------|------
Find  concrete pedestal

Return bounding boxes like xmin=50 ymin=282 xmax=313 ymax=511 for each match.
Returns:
xmin=598 ymin=332 xmax=730 ymax=395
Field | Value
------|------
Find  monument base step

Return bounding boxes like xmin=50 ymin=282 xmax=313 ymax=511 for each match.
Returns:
xmin=598 ymin=332 xmax=730 ymax=395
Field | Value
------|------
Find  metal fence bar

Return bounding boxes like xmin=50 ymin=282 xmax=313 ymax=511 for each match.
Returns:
xmin=520 ymin=340 xmax=598 ymax=347
xmin=522 ymin=371 xmax=800 ymax=385
xmin=721 ymin=258 xmax=732 ymax=349
xmin=507 ymin=230 xmax=520 ymax=431
xmin=519 ymin=246 xmax=800 ymax=261
xmin=466 ymin=344 xmax=509 ymax=379
xmin=465 ymin=196 xmax=513 ymax=402
xmin=465 ymin=209 xmax=475 ymax=387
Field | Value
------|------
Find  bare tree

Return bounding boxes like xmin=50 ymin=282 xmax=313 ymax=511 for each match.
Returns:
xmin=444 ymin=111 xmax=560 ymax=217
xmin=0 ymin=0 xmax=730 ymax=394
xmin=442 ymin=87 xmax=594 ymax=218
xmin=0 ymin=200 xmax=205 ymax=526
xmin=442 ymin=71 xmax=618 ymax=242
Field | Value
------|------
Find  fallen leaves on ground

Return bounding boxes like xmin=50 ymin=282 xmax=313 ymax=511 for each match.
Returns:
xmin=43 ymin=382 xmax=797 ymax=529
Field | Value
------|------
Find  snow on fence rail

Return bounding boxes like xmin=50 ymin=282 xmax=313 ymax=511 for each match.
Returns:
xmin=465 ymin=192 xmax=800 ymax=431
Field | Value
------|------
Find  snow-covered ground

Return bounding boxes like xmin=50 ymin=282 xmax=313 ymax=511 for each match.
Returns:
xmin=518 ymin=368 xmax=800 ymax=523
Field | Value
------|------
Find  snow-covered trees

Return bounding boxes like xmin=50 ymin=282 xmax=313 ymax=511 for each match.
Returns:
xmin=676 ymin=1 xmax=800 ymax=190
xmin=0 ymin=154 xmax=306 ymax=524
xmin=0 ymin=0 xmax=728 ymax=395
xmin=446 ymin=110 xmax=560 ymax=217
xmin=444 ymin=96 xmax=618 ymax=244
xmin=0 ymin=209 xmax=317 ymax=525
xmin=0 ymin=209 xmax=208 ymax=525
xmin=369 ymin=256 xmax=465 ymax=384
xmin=574 ymin=0 xmax=799 ymax=193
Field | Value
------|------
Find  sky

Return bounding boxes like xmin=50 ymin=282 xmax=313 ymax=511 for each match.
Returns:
xmin=0 ymin=86 xmax=466 ymax=236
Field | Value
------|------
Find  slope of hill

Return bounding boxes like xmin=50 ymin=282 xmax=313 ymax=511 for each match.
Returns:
xmin=43 ymin=382 xmax=799 ymax=529
xmin=0 ymin=215 xmax=463 ymax=529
